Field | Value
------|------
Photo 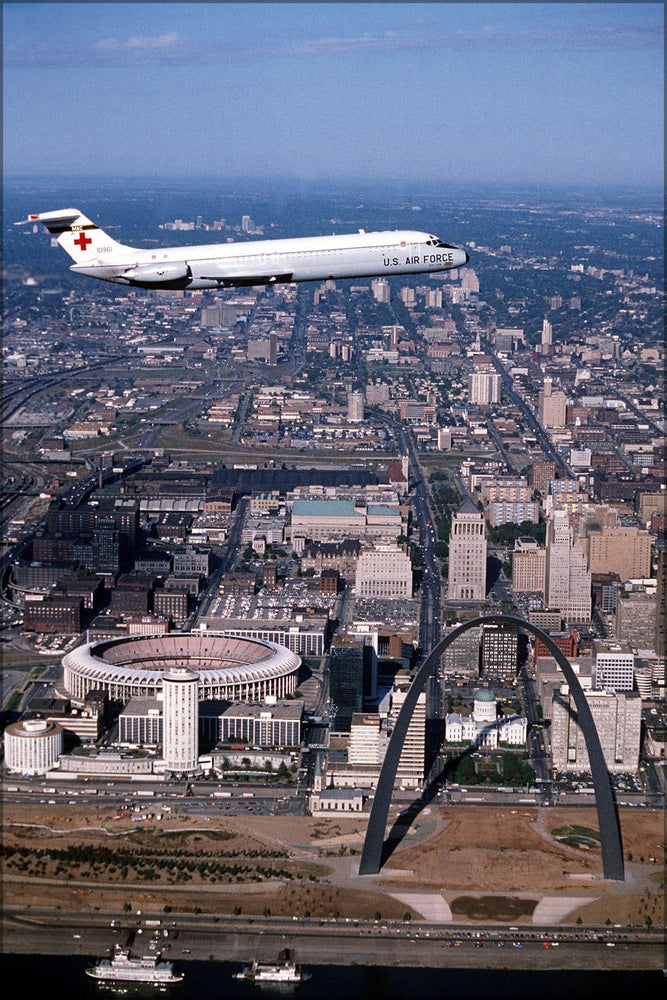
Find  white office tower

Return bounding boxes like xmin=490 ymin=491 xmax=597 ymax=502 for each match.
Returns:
xmin=349 ymin=712 xmax=386 ymax=765
xmin=545 ymin=511 xmax=591 ymax=622
xmin=541 ymin=317 xmax=553 ymax=351
xmin=461 ymin=268 xmax=479 ymax=293
xmin=162 ymin=668 xmax=200 ymax=774
xmin=347 ymin=391 xmax=364 ymax=423
xmin=447 ymin=499 xmax=487 ymax=602
xmin=467 ymin=369 xmax=501 ymax=405
xmin=371 ymin=277 xmax=391 ymax=303
xmin=551 ymin=685 xmax=642 ymax=773
xmin=4 ymin=718 xmax=63 ymax=775
xmin=594 ymin=640 xmax=635 ymax=692
xmin=389 ymin=674 xmax=426 ymax=788
xmin=355 ymin=544 xmax=413 ymax=599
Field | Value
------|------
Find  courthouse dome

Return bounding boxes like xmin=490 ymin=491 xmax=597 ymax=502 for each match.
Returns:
xmin=474 ymin=689 xmax=496 ymax=702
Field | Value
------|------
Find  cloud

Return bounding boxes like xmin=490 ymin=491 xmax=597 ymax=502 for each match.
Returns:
xmin=451 ymin=21 xmax=664 ymax=52
xmin=270 ymin=19 xmax=664 ymax=58
xmin=94 ymin=31 xmax=182 ymax=54
xmin=284 ymin=30 xmax=408 ymax=57
xmin=5 ymin=31 xmax=190 ymax=67
xmin=4 ymin=18 xmax=663 ymax=68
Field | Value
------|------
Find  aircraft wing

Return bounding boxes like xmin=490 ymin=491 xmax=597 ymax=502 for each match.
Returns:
xmin=193 ymin=259 xmax=293 ymax=286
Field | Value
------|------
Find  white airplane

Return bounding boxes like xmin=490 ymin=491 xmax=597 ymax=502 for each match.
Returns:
xmin=24 ymin=208 xmax=469 ymax=290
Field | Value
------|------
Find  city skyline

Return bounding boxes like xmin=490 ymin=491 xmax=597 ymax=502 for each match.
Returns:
xmin=3 ymin=173 xmax=664 ymax=969
xmin=3 ymin=2 xmax=664 ymax=187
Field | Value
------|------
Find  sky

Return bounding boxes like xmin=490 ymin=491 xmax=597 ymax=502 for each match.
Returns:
xmin=2 ymin=2 xmax=664 ymax=187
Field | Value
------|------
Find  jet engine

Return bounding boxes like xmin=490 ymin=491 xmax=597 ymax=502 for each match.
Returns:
xmin=121 ymin=261 xmax=191 ymax=283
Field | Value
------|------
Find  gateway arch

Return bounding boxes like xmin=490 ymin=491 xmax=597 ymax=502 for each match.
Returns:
xmin=358 ymin=615 xmax=624 ymax=881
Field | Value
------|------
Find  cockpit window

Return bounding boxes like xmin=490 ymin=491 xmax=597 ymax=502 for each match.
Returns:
xmin=426 ymin=235 xmax=458 ymax=248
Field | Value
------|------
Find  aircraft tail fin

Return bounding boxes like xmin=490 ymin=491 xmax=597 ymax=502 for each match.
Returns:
xmin=28 ymin=208 xmax=131 ymax=263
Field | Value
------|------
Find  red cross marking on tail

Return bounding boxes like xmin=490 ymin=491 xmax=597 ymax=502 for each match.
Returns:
xmin=73 ymin=231 xmax=92 ymax=250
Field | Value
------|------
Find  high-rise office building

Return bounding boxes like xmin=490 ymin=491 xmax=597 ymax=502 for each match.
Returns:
xmin=512 ymin=537 xmax=546 ymax=593
xmin=461 ymin=268 xmax=479 ymax=294
xmin=545 ymin=511 xmax=591 ymax=622
xmin=493 ymin=327 xmax=525 ymax=353
xmin=538 ymin=378 xmax=567 ymax=429
xmin=467 ymin=369 xmax=501 ymax=405
xmin=656 ymin=547 xmax=667 ymax=658
xmin=347 ymin=391 xmax=364 ymax=423
xmin=487 ymin=499 xmax=539 ymax=527
xmin=541 ymin=317 xmax=553 ymax=352
xmin=481 ymin=623 xmax=518 ymax=684
xmin=4 ymin=718 xmax=64 ymax=775
xmin=447 ymin=500 xmax=487 ymax=602
xmin=371 ymin=278 xmax=391 ymax=303
xmin=440 ymin=623 xmax=482 ymax=680
xmin=161 ymin=668 xmax=199 ymax=774
xmin=551 ymin=686 xmax=641 ymax=773
xmin=530 ymin=460 xmax=557 ymax=495
xmin=355 ymin=544 xmax=413 ymax=599
xmin=585 ymin=525 xmax=653 ymax=582
xmin=594 ymin=640 xmax=635 ymax=692
xmin=329 ymin=637 xmax=377 ymax=732
xmin=349 ymin=713 xmax=386 ymax=766
xmin=615 ymin=592 xmax=658 ymax=652
xmin=389 ymin=673 xmax=426 ymax=787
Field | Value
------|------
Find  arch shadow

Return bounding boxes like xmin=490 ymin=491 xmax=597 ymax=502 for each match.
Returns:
xmin=358 ymin=615 xmax=624 ymax=881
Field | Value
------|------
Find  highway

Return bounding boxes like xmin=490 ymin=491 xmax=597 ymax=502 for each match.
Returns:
xmin=190 ymin=496 xmax=249 ymax=626
xmin=2 ymin=906 xmax=663 ymax=971
xmin=481 ymin=341 xmax=572 ymax=477
xmin=388 ymin=420 xmax=442 ymax=659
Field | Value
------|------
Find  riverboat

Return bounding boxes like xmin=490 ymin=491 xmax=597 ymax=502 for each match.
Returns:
xmin=86 ymin=944 xmax=184 ymax=984
xmin=234 ymin=953 xmax=310 ymax=984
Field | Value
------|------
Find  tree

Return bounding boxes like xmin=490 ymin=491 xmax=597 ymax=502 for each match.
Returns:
xmin=500 ymin=752 xmax=522 ymax=784
xmin=454 ymin=754 xmax=477 ymax=784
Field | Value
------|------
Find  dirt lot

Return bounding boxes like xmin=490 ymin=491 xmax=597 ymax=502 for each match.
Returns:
xmin=2 ymin=801 xmax=664 ymax=926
